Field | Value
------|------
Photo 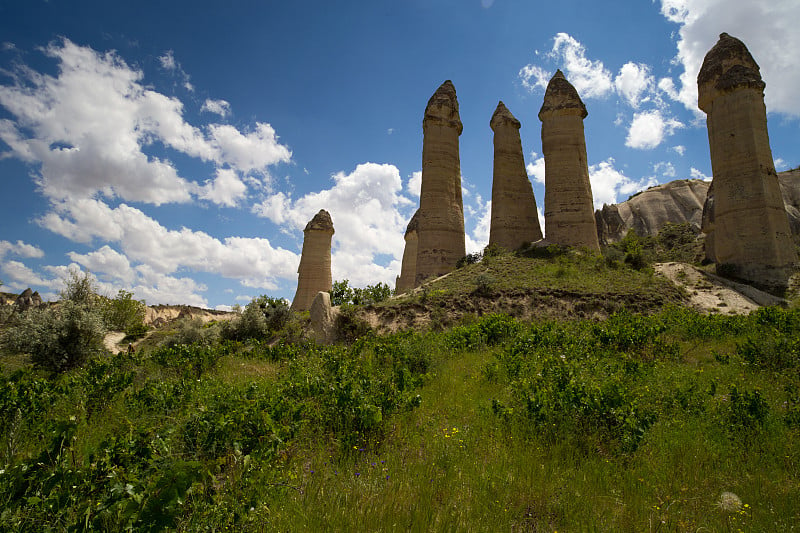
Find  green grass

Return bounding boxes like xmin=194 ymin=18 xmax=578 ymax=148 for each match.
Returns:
xmin=2 ymin=306 xmax=799 ymax=531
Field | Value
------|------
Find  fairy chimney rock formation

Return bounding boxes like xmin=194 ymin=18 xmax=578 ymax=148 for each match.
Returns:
xmin=291 ymin=209 xmax=335 ymax=311
xmin=697 ymin=33 xmax=796 ymax=289
xmin=489 ymin=101 xmax=543 ymax=250
xmin=415 ymin=80 xmax=466 ymax=286
xmin=538 ymin=70 xmax=600 ymax=251
xmin=396 ymin=210 xmax=419 ymax=293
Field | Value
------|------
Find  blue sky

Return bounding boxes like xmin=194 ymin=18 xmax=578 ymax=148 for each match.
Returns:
xmin=0 ymin=0 xmax=798 ymax=309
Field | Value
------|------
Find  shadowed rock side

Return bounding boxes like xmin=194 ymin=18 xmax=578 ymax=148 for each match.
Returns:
xmin=596 ymin=180 xmax=710 ymax=244
xmin=538 ymin=71 xmax=600 ymax=251
xmin=698 ymin=33 xmax=796 ymax=290
xmin=291 ymin=209 xmax=335 ymax=312
xmin=779 ymin=168 xmax=800 ymax=237
xmin=415 ymin=80 xmax=466 ymax=286
xmin=396 ymin=210 xmax=419 ymax=293
xmin=489 ymin=101 xmax=543 ymax=250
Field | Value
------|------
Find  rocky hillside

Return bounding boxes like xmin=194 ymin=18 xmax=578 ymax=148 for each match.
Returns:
xmin=595 ymin=167 xmax=800 ymax=243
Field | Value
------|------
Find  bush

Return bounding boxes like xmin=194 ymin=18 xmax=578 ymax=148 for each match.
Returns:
xmin=221 ymin=295 xmax=290 ymax=341
xmin=0 ymin=269 xmax=106 ymax=372
xmin=330 ymin=280 xmax=393 ymax=306
xmin=101 ymin=289 xmax=147 ymax=335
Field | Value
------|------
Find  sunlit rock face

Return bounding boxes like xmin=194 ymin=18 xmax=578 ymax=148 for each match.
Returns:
xmin=538 ymin=70 xmax=600 ymax=252
xmin=291 ymin=209 xmax=334 ymax=312
xmin=698 ymin=33 xmax=796 ymax=290
xmin=414 ymin=80 xmax=466 ymax=286
xmin=396 ymin=210 xmax=419 ymax=294
xmin=596 ymin=179 xmax=710 ymax=244
xmin=489 ymin=101 xmax=543 ymax=251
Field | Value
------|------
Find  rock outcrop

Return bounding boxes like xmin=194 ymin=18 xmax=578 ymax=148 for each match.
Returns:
xmin=291 ymin=210 xmax=335 ymax=312
xmin=596 ymin=180 xmax=710 ymax=244
xmin=698 ymin=33 xmax=796 ymax=290
xmin=538 ymin=70 xmax=600 ymax=252
xmin=309 ymin=291 xmax=338 ymax=344
xmin=489 ymin=101 xmax=543 ymax=250
xmin=396 ymin=210 xmax=419 ymax=293
xmin=415 ymin=80 xmax=466 ymax=286
xmin=14 ymin=288 xmax=43 ymax=311
xmin=779 ymin=168 xmax=800 ymax=237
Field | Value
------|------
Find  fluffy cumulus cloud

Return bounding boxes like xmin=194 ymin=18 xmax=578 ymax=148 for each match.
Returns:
xmin=589 ymin=158 xmax=658 ymax=209
xmin=201 ymin=98 xmax=231 ymax=117
xmin=36 ymin=197 xmax=300 ymax=301
xmin=525 ymin=152 xmax=546 ymax=184
xmin=0 ymin=240 xmax=44 ymax=261
xmin=253 ymin=163 xmax=412 ymax=287
xmin=614 ymin=63 xmax=655 ymax=108
xmin=0 ymin=39 xmax=291 ymax=206
xmin=519 ymin=33 xmax=613 ymax=98
xmin=625 ymin=110 xmax=684 ymax=150
xmin=658 ymin=0 xmax=800 ymax=117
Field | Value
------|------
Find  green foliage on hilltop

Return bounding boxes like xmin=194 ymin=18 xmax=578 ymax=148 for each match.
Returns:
xmin=330 ymin=280 xmax=393 ymax=306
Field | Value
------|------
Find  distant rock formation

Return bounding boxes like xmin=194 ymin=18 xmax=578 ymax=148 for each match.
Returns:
xmin=538 ymin=70 xmax=600 ymax=252
xmin=14 ymin=288 xmax=43 ymax=311
xmin=396 ymin=210 xmax=419 ymax=293
xmin=596 ymin=180 xmax=710 ymax=244
xmin=698 ymin=33 xmax=796 ymax=290
xmin=415 ymin=80 xmax=466 ymax=286
xmin=779 ymin=168 xmax=800 ymax=236
xmin=291 ymin=210 xmax=335 ymax=312
xmin=489 ymin=101 xmax=543 ymax=250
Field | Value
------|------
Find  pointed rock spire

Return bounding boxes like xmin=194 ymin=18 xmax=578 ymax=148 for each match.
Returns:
xmin=538 ymin=70 xmax=587 ymax=119
xmin=291 ymin=209 xmax=335 ymax=311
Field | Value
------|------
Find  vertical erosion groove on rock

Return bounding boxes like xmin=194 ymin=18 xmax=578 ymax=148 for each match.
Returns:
xmin=698 ymin=33 xmax=796 ymax=290
xmin=396 ymin=210 xmax=419 ymax=293
xmin=414 ymin=80 xmax=466 ymax=286
xmin=291 ymin=209 xmax=335 ymax=311
xmin=538 ymin=70 xmax=600 ymax=252
xmin=489 ymin=101 xmax=543 ymax=250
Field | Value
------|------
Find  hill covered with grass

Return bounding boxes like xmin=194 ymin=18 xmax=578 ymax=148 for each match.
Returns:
xmin=1 ymin=245 xmax=799 ymax=531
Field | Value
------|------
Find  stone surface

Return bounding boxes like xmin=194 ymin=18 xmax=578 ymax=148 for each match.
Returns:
xmin=415 ymin=80 xmax=466 ymax=286
xmin=396 ymin=210 xmax=419 ymax=293
xmin=14 ymin=288 xmax=43 ymax=311
xmin=291 ymin=210 xmax=335 ymax=311
xmin=779 ymin=168 xmax=800 ymax=236
xmin=309 ymin=291 xmax=338 ymax=344
xmin=489 ymin=101 xmax=543 ymax=250
xmin=538 ymin=70 xmax=600 ymax=251
xmin=596 ymin=179 xmax=710 ymax=244
xmin=697 ymin=33 xmax=796 ymax=289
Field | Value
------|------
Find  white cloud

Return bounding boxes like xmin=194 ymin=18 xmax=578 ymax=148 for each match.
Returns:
xmin=1 ymin=260 xmax=56 ymax=292
xmin=158 ymin=50 xmax=177 ymax=70
xmin=519 ymin=33 xmax=613 ymax=99
xmin=200 ymin=168 xmax=248 ymax=207
xmin=407 ymin=171 xmax=422 ymax=197
xmin=614 ymin=62 xmax=654 ymax=108
xmin=525 ymin=152 xmax=545 ymax=184
xmin=672 ymin=145 xmax=686 ymax=156
xmin=653 ymin=161 xmax=677 ymax=178
xmin=465 ymin=199 xmax=491 ymax=255
xmin=589 ymin=158 xmax=658 ymax=209
xmin=625 ymin=109 xmax=684 ymax=150
xmin=0 ymin=39 xmax=290 ymax=205
xmin=0 ymin=240 xmax=44 ymax=261
xmin=658 ymin=0 xmax=800 ymax=117
xmin=253 ymin=163 xmax=413 ymax=287
xmin=774 ymin=158 xmax=788 ymax=171
xmin=690 ymin=167 xmax=711 ymax=181
xmin=67 ymin=245 xmax=137 ymax=285
xmin=201 ymin=98 xmax=231 ymax=117
xmin=38 ymin=197 xmax=300 ymax=291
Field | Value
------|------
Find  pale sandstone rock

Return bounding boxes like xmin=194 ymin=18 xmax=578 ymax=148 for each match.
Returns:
xmin=698 ymin=33 xmax=796 ymax=289
xmin=309 ymin=291 xmax=338 ymax=344
xmin=291 ymin=210 xmax=335 ymax=311
xmin=596 ymin=179 xmax=710 ymax=244
xmin=489 ymin=101 xmax=543 ymax=250
xmin=396 ymin=210 xmax=419 ymax=293
xmin=538 ymin=70 xmax=600 ymax=252
xmin=779 ymin=169 xmax=800 ymax=236
xmin=415 ymin=80 xmax=466 ymax=286
xmin=14 ymin=288 xmax=43 ymax=311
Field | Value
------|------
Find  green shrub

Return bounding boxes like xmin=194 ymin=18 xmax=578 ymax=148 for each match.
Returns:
xmin=101 ymin=289 xmax=147 ymax=335
xmin=221 ymin=295 xmax=290 ymax=341
xmin=331 ymin=280 xmax=393 ymax=306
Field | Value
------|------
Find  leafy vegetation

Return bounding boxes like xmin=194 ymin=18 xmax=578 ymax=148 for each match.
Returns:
xmin=1 ymin=303 xmax=799 ymax=530
xmin=330 ymin=280 xmax=393 ymax=306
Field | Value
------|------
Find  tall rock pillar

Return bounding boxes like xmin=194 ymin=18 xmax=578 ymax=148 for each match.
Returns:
xmin=538 ymin=70 xmax=600 ymax=252
xmin=698 ymin=33 xmax=796 ymax=290
xmin=489 ymin=101 xmax=543 ymax=250
xmin=396 ymin=210 xmax=419 ymax=294
xmin=415 ymin=80 xmax=465 ymax=285
xmin=291 ymin=209 xmax=334 ymax=312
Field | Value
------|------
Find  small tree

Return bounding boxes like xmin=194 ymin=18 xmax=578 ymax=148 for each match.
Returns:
xmin=331 ymin=280 xmax=393 ymax=306
xmin=221 ymin=295 xmax=290 ymax=341
xmin=101 ymin=289 xmax=147 ymax=336
xmin=1 ymin=269 xmax=106 ymax=372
